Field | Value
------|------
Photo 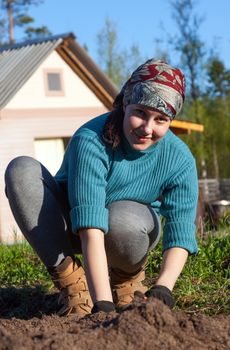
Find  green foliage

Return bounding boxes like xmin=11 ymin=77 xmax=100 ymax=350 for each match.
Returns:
xmin=146 ymin=233 xmax=230 ymax=315
xmin=97 ymin=18 xmax=124 ymax=88
xmin=165 ymin=1 xmax=230 ymax=178
xmin=170 ymin=0 xmax=205 ymax=102
xmin=0 ymin=0 xmax=51 ymax=44
xmin=14 ymin=13 xmax=34 ymax=26
xmin=206 ymin=57 xmax=230 ymax=97
xmin=0 ymin=242 xmax=52 ymax=289
xmin=96 ymin=17 xmax=144 ymax=89
xmin=24 ymin=25 xmax=52 ymax=39
xmin=181 ymin=90 xmax=230 ymax=178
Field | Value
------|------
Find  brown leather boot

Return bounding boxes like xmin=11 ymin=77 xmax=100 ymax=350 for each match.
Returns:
xmin=110 ymin=267 xmax=148 ymax=309
xmin=49 ymin=256 xmax=93 ymax=317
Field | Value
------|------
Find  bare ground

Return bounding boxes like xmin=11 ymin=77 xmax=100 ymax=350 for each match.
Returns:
xmin=0 ymin=288 xmax=229 ymax=350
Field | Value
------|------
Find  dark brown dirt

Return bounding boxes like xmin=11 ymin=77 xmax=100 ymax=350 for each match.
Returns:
xmin=0 ymin=288 xmax=229 ymax=350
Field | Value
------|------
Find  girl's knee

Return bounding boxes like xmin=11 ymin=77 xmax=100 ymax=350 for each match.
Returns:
xmin=107 ymin=200 xmax=154 ymax=236
xmin=5 ymin=156 xmax=40 ymax=182
xmin=105 ymin=201 xmax=161 ymax=272
xmin=4 ymin=156 xmax=42 ymax=198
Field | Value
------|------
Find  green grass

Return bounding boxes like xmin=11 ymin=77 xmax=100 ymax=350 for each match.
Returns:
xmin=146 ymin=231 xmax=230 ymax=315
xmin=0 ymin=232 xmax=229 ymax=316
xmin=0 ymin=242 xmax=52 ymax=290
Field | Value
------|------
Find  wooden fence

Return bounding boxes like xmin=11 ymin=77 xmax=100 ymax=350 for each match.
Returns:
xmin=197 ymin=179 xmax=230 ymax=235
xmin=198 ymin=179 xmax=230 ymax=202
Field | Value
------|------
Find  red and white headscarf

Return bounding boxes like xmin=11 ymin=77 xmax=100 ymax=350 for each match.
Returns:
xmin=122 ymin=59 xmax=185 ymax=119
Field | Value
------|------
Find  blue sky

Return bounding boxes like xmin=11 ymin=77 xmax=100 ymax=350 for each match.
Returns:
xmin=14 ymin=0 xmax=230 ymax=68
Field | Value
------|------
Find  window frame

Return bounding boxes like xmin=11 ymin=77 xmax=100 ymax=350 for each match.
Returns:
xmin=43 ymin=68 xmax=65 ymax=96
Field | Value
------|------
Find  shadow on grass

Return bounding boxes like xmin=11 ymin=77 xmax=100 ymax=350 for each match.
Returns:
xmin=0 ymin=286 xmax=59 ymax=320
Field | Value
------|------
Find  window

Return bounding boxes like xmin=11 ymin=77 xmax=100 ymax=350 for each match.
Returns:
xmin=34 ymin=137 xmax=70 ymax=175
xmin=47 ymin=73 xmax=62 ymax=91
xmin=44 ymin=69 xmax=65 ymax=96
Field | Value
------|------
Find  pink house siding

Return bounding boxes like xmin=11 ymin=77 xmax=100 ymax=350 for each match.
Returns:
xmin=0 ymin=106 xmax=108 ymax=243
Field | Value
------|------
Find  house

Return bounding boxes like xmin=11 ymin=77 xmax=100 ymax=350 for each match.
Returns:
xmin=0 ymin=33 xmax=203 ymax=243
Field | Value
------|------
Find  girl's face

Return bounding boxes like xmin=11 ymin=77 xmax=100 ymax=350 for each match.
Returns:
xmin=123 ymin=104 xmax=171 ymax=151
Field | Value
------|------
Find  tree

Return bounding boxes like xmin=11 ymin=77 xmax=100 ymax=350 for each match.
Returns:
xmin=202 ymin=57 xmax=230 ymax=178
xmin=0 ymin=0 xmax=51 ymax=44
xmin=24 ymin=25 xmax=51 ymax=39
xmin=206 ymin=56 xmax=230 ymax=97
xmin=97 ymin=18 xmax=123 ymax=88
xmin=0 ymin=12 xmax=7 ymax=45
xmin=97 ymin=17 xmax=143 ymax=89
xmin=183 ymin=59 xmax=230 ymax=179
xmin=170 ymin=0 xmax=205 ymax=105
xmin=168 ymin=0 xmax=207 ymax=181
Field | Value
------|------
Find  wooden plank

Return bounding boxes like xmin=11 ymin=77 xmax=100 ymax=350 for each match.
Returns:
xmin=171 ymin=119 xmax=204 ymax=132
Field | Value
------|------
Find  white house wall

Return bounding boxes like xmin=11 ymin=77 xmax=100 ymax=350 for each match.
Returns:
xmin=6 ymin=51 xmax=105 ymax=109
xmin=0 ymin=50 xmax=109 ymax=243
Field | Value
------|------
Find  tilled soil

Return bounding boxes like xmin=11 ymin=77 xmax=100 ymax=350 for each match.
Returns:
xmin=0 ymin=289 xmax=229 ymax=350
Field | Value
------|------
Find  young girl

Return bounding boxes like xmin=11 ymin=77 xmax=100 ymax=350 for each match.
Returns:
xmin=5 ymin=59 xmax=198 ymax=316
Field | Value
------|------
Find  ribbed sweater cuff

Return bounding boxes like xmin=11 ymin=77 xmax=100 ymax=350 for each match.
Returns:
xmin=163 ymin=221 xmax=198 ymax=254
xmin=70 ymin=206 xmax=109 ymax=233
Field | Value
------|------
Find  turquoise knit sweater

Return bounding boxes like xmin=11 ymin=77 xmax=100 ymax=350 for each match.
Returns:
xmin=55 ymin=113 xmax=198 ymax=254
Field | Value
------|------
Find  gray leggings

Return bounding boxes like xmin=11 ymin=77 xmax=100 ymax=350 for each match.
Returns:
xmin=4 ymin=156 xmax=161 ymax=273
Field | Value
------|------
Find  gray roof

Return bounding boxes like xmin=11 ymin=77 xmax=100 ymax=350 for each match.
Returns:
xmin=0 ymin=33 xmax=117 ymax=109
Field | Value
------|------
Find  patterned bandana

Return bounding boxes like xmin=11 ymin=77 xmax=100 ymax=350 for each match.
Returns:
xmin=122 ymin=59 xmax=185 ymax=119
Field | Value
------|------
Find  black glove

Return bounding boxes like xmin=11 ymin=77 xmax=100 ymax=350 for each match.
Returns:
xmin=145 ymin=285 xmax=175 ymax=309
xmin=91 ymin=300 xmax=116 ymax=314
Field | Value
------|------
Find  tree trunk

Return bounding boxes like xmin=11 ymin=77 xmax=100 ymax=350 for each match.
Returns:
xmin=7 ymin=0 xmax=14 ymax=44
xmin=213 ymin=141 xmax=219 ymax=179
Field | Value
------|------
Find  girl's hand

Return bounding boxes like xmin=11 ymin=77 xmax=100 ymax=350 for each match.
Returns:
xmin=91 ymin=300 xmax=115 ymax=313
xmin=145 ymin=285 xmax=175 ymax=309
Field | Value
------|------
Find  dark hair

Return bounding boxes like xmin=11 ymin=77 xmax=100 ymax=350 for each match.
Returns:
xmin=102 ymin=91 xmax=125 ymax=149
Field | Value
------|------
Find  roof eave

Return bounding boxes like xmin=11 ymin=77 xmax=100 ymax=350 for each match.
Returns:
xmin=171 ymin=119 xmax=204 ymax=134
xmin=56 ymin=36 xmax=118 ymax=110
